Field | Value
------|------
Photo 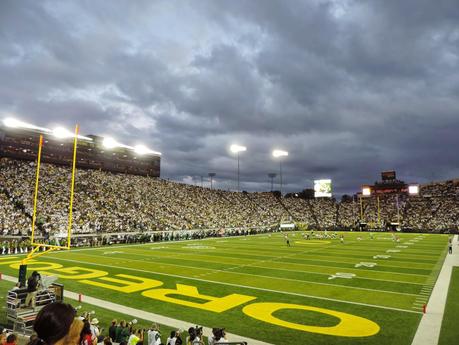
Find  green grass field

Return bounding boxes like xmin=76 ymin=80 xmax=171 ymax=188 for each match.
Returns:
xmin=0 ymin=231 xmax=449 ymax=345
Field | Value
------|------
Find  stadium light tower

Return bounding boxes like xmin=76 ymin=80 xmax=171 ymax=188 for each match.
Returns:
xmin=360 ymin=186 xmax=371 ymax=224
xmin=268 ymin=173 xmax=277 ymax=191
xmin=272 ymin=150 xmax=288 ymax=195
xmin=230 ymin=144 xmax=247 ymax=192
xmin=208 ymin=172 xmax=216 ymax=189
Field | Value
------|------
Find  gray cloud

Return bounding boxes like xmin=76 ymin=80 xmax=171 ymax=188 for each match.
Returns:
xmin=1 ymin=0 xmax=459 ymax=195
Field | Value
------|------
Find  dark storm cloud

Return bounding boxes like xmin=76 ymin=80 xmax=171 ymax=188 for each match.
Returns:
xmin=1 ymin=0 xmax=459 ymax=195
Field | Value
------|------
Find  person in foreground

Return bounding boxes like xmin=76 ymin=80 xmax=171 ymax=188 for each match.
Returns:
xmin=27 ymin=302 xmax=84 ymax=345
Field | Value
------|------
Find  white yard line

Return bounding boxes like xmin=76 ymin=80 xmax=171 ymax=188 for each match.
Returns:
xmin=49 ymin=252 xmax=422 ymax=297
xmin=124 ymin=247 xmax=432 ymax=278
xmin=411 ymin=235 xmax=458 ymax=345
xmin=85 ymin=249 xmax=428 ymax=284
xmin=32 ymin=255 xmax=421 ymax=314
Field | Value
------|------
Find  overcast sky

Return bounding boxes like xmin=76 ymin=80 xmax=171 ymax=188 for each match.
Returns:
xmin=1 ymin=0 xmax=459 ymax=195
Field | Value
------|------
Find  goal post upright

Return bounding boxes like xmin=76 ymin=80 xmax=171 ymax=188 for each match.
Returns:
xmin=22 ymin=124 xmax=79 ymax=267
xmin=66 ymin=124 xmax=79 ymax=250
xmin=30 ymin=135 xmax=43 ymax=245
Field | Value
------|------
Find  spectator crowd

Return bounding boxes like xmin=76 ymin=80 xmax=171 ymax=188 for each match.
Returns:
xmin=0 ymin=158 xmax=458 ymax=241
xmin=2 ymin=301 xmax=233 ymax=345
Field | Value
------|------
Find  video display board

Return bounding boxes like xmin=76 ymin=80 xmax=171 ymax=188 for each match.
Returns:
xmin=314 ymin=179 xmax=332 ymax=198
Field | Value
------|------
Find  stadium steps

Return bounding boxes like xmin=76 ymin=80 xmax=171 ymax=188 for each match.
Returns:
xmin=274 ymin=196 xmax=296 ymax=222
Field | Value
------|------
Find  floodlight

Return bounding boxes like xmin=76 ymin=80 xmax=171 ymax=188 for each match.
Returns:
xmin=2 ymin=117 xmax=51 ymax=132
xmin=3 ymin=117 xmax=22 ymax=128
xmin=52 ymin=126 xmax=93 ymax=141
xmin=102 ymin=137 xmax=120 ymax=149
xmin=408 ymin=185 xmax=419 ymax=195
xmin=230 ymin=144 xmax=247 ymax=153
xmin=273 ymin=149 xmax=288 ymax=158
xmin=362 ymin=187 xmax=371 ymax=196
xmin=53 ymin=127 xmax=73 ymax=138
xmin=134 ymin=144 xmax=162 ymax=156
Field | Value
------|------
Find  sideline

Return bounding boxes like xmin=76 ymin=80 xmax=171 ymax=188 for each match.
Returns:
xmin=1 ymin=274 xmax=273 ymax=345
xmin=411 ymin=235 xmax=459 ymax=345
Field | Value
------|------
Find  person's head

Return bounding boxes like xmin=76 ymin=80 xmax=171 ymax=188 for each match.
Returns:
xmin=81 ymin=320 xmax=92 ymax=336
xmin=188 ymin=327 xmax=196 ymax=341
xmin=111 ymin=319 xmax=117 ymax=326
xmin=6 ymin=334 xmax=17 ymax=344
xmin=215 ymin=328 xmax=225 ymax=341
xmin=103 ymin=337 xmax=112 ymax=345
xmin=29 ymin=302 xmax=80 ymax=345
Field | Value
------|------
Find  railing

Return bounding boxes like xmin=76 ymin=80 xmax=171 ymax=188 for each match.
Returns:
xmin=6 ymin=286 xmax=57 ymax=334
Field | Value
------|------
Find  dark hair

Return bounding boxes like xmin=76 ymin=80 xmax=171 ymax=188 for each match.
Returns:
xmin=188 ymin=327 xmax=197 ymax=341
xmin=6 ymin=334 xmax=17 ymax=343
xmin=81 ymin=320 xmax=92 ymax=336
xmin=214 ymin=328 xmax=225 ymax=341
xmin=29 ymin=302 xmax=75 ymax=345
xmin=170 ymin=331 xmax=175 ymax=338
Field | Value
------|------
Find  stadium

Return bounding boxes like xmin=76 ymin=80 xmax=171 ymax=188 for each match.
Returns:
xmin=0 ymin=118 xmax=457 ymax=345
xmin=1 ymin=2 xmax=459 ymax=345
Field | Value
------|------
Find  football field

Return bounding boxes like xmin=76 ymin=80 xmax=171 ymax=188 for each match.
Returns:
xmin=0 ymin=231 xmax=449 ymax=345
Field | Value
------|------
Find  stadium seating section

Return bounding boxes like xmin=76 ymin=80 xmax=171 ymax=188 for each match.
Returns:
xmin=1 ymin=157 xmax=458 ymax=238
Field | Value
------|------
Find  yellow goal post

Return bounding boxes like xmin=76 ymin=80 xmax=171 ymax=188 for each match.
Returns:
xmin=22 ymin=124 xmax=79 ymax=264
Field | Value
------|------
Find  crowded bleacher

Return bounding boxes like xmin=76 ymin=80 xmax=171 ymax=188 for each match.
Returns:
xmin=1 ymin=157 xmax=458 ymax=243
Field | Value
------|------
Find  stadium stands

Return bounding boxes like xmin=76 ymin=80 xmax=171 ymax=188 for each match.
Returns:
xmin=0 ymin=157 xmax=458 ymax=242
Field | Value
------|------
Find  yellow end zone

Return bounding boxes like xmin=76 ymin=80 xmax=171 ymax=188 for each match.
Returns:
xmin=3 ymin=258 xmax=381 ymax=338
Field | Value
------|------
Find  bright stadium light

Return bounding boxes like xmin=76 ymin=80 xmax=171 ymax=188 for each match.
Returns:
xmin=53 ymin=127 xmax=73 ymax=139
xmin=230 ymin=144 xmax=247 ymax=191
xmin=134 ymin=145 xmax=150 ymax=155
xmin=134 ymin=144 xmax=161 ymax=156
xmin=2 ymin=117 xmax=51 ymax=132
xmin=103 ymin=137 xmax=120 ymax=149
xmin=230 ymin=144 xmax=247 ymax=153
xmin=272 ymin=149 xmax=288 ymax=158
xmin=3 ymin=117 xmax=22 ymax=128
xmin=362 ymin=186 xmax=371 ymax=196
xmin=52 ymin=126 xmax=93 ymax=141
xmin=408 ymin=184 xmax=419 ymax=195
xmin=272 ymin=149 xmax=289 ymax=195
